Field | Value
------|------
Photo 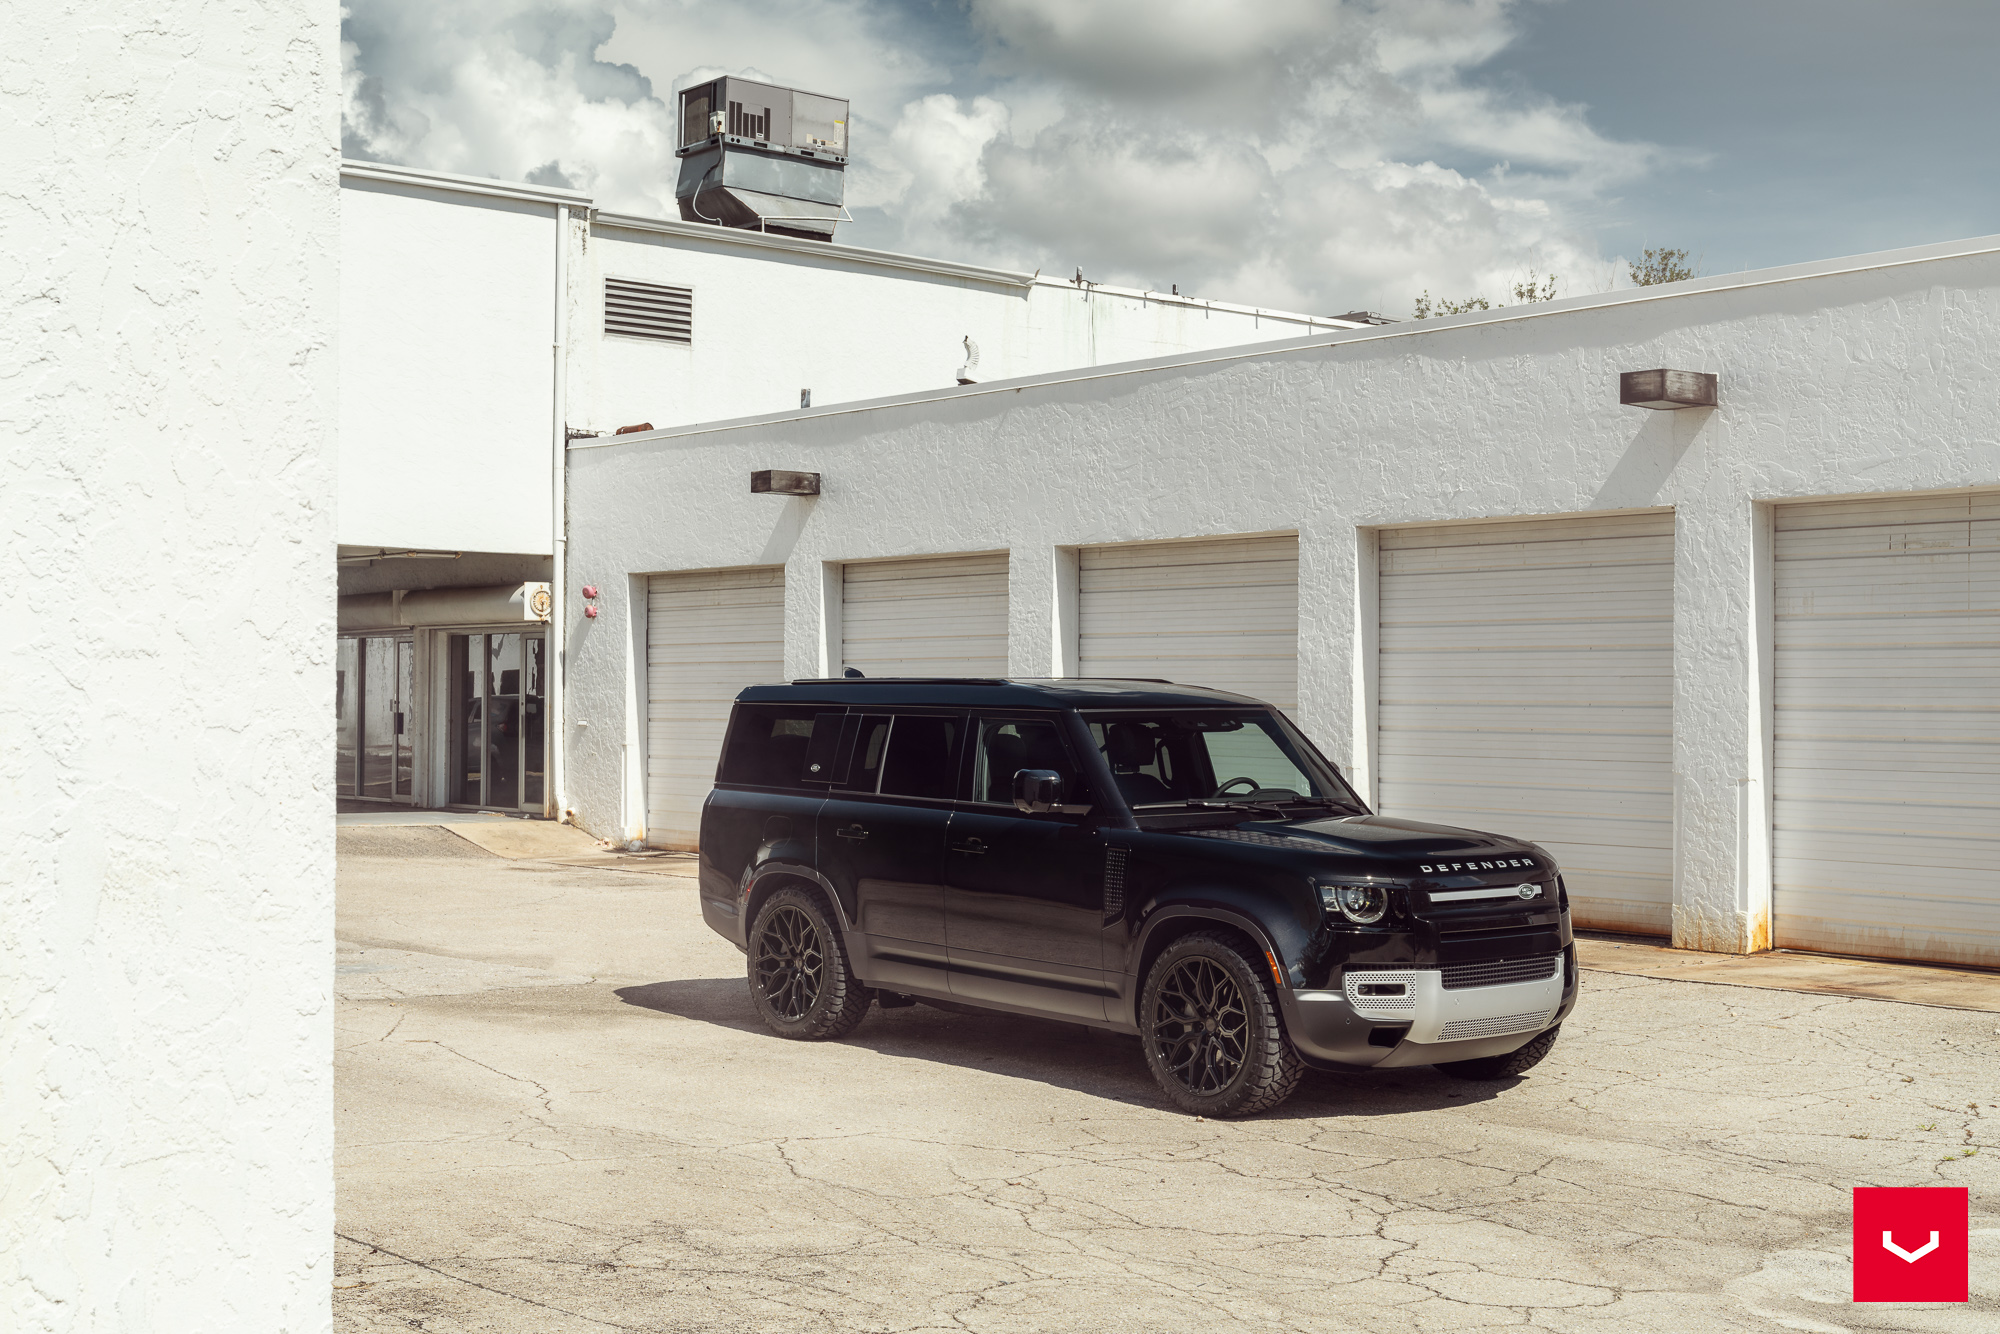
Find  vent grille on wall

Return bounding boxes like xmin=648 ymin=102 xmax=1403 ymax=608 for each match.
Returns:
xmin=604 ymin=277 xmax=693 ymax=344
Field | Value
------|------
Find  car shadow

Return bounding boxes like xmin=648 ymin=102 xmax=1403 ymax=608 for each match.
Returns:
xmin=613 ymin=979 xmax=1524 ymax=1120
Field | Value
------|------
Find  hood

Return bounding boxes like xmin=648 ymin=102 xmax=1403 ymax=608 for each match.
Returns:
xmin=1277 ymin=814 xmax=1539 ymax=860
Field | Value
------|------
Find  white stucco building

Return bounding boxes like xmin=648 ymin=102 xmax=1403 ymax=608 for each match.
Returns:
xmin=3 ymin=2 xmax=337 ymax=1330
xmin=560 ymin=235 xmax=2000 ymax=972
xmin=336 ymin=159 xmax=1374 ymax=816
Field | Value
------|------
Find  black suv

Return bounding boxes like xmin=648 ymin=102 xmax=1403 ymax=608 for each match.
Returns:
xmin=698 ymin=678 xmax=1577 ymax=1117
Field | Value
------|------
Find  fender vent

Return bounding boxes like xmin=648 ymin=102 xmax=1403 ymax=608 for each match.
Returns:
xmin=1103 ymin=846 xmax=1127 ymax=915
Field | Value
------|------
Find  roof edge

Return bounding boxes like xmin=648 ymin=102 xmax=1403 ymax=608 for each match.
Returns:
xmin=592 ymin=210 xmax=1037 ymax=288
xmin=571 ymin=230 xmax=2000 ymax=452
xmin=340 ymin=158 xmax=592 ymax=207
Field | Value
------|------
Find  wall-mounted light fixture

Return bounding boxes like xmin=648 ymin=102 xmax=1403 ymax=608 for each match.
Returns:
xmin=1620 ymin=369 xmax=1717 ymax=410
xmin=751 ymin=470 xmax=822 ymax=496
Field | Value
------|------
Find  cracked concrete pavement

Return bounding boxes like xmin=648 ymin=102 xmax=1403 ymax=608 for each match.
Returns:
xmin=335 ymin=827 xmax=1999 ymax=1332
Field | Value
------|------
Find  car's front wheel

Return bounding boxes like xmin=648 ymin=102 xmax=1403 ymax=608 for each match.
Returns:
xmin=746 ymin=886 xmax=871 ymax=1040
xmin=1434 ymin=1024 xmax=1562 ymax=1081
xmin=1140 ymin=931 xmax=1302 ymax=1117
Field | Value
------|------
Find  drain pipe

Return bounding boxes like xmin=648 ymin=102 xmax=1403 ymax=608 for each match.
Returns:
xmin=548 ymin=203 xmax=569 ymax=821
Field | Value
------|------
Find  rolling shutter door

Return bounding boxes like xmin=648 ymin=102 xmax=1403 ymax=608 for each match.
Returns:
xmin=1378 ymin=513 xmax=1674 ymax=935
xmin=841 ymin=553 xmax=1009 ymax=677
xmin=645 ymin=566 xmax=785 ymax=849
xmin=1773 ymin=493 xmax=2000 ymax=968
xmin=1078 ymin=536 xmax=1299 ymax=708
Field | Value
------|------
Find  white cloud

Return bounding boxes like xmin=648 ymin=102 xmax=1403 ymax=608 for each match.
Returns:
xmin=342 ymin=0 xmax=1682 ymax=316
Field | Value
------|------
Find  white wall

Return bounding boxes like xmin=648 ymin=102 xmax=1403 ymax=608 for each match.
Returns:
xmin=337 ymin=162 xmax=1361 ymax=562
xmin=1 ymin=4 xmax=338 ymax=1331
xmin=576 ymin=215 xmax=1361 ymax=432
xmin=560 ymin=236 xmax=2000 ymax=958
xmin=340 ymin=169 xmax=569 ymax=553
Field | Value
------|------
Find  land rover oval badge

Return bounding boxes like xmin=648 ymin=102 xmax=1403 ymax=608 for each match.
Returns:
xmin=1516 ymin=883 xmax=1539 ymax=900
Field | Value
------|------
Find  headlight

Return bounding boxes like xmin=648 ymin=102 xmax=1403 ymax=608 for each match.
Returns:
xmin=1320 ymin=882 xmax=1389 ymax=925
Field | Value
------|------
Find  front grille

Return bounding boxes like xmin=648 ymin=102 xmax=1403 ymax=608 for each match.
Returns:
xmin=1440 ymin=955 xmax=1558 ymax=990
xmin=1438 ymin=1011 xmax=1549 ymax=1042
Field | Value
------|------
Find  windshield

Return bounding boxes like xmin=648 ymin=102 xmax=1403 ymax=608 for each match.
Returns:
xmin=1081 ymin=711 xmax=1362 ymax=813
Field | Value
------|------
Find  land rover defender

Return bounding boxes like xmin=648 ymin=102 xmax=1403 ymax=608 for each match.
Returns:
xmin=697 ymin=678 xmax=1576 ymax=1117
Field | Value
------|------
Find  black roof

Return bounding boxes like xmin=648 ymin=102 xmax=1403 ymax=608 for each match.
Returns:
xmin=735 ymin=677 xmax=1271 ymax=710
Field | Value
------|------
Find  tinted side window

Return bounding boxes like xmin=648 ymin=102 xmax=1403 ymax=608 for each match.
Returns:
xmin=840 ymin=714 xmax=891 ymax=792
xmin=717 ymin=706 xmax=823 ymax=788
xmin=879 ymin=715 xmax=960 ymax=800
xmin=974 ymin=717 xmax=1083 ymax=804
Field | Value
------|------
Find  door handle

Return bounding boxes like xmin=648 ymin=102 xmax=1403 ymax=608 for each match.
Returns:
xmin=836 ymin=824 xmax=870 ymax=841
xmin=950 ymin=837 xmax=987 ymax=855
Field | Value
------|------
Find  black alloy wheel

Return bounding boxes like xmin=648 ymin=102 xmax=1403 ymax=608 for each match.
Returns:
xmin=1153 ymin=956 xmax=1249 ymax=1094
xmin=754 ymin=904 xmax=823 ymax=1020
xmin=746 ymin=886 xmax=871 ymax=1040
xmin=1140 ymin=931 xmax=1302 ymax=1117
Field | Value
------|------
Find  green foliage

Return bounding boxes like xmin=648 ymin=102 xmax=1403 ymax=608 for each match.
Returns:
xmin=1413 ymin=269 xmax=1557 ymax=320
xmin=1412 ymin=291 xmax=1491 ymax=320
xmin=1629 ymin=247 xmax=1695 ymax=286
xmin=1512 ymin=270 xmax=1557 ymax=303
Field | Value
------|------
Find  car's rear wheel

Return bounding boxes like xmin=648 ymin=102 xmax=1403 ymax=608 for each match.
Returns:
xmin=747 ymin=886 xmax=870 ymax=1040
xmin=1140 ymin=931 xmax=1302 ymax=1117
xmin=1434 ymin=1024 xmax=1562 ymax=1081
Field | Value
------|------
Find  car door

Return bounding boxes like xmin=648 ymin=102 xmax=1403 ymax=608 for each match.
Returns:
xmin=814 ymin=711 xmax=963 ymax=994
xmin=943 ymin=713 xmax=1113 ymax=1021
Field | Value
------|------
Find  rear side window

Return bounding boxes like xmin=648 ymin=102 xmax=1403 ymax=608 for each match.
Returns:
xmin=879 ymin=715 xmax=960 ymax=799
xmin=718 ymin=706 xmax=826 ymax=788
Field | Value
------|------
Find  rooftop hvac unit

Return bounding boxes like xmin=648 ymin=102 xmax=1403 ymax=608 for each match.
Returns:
xmin=676 ymin=78 xmax=849 ymax=241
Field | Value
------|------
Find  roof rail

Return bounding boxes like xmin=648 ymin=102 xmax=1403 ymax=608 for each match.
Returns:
xmin=787 ymin=676 xmax=1013 ymax=685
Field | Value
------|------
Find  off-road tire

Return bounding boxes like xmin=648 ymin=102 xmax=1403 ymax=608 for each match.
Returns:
xmin=1140 ymin=930 xmax=1303 ymax=1118
xmin=1434 ymin=1024 xmax=1562 ymax=1081
xmin=746 ymin=886 xmax=871 ymax=1041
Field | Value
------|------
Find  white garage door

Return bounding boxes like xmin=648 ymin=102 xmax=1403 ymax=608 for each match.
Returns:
xmin=1377 ymin=513 xmax=1675 ymax=935
xmin=1079 ymin=536 xmax=1298 ymax=708
xmin=841 ymin=552 xmax=1009 ymax=678
xmin=1774 ymin=493 xmax=2000 ymax=968
xmin=646 ymin=566 xmax=785 ymax=849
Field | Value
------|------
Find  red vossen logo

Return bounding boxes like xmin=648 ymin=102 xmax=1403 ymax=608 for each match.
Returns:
xmin=1852 ymin=1187 xmax=1969 ymax=1302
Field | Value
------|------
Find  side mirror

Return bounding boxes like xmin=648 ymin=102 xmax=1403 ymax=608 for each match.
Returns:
xmin=1012 ymin=768 xmax=1064 ymax=814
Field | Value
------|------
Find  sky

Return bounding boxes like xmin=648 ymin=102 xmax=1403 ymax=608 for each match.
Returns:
xmin=341 ymin=0 xmax=2000 ymax=319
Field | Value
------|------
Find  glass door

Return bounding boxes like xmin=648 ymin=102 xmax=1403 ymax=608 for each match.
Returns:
xmin=337 ymin=634 xmax=416 ymax=802
xmin=448 ymin=631 xmax=547 ymax=811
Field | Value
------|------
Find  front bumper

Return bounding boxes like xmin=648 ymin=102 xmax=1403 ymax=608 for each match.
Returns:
xmin=1281 ymin=945 xmax=1577 ymax=1070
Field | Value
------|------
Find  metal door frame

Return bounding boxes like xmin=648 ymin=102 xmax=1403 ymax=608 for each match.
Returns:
xmin=439 ymin=625 xmax=550 ymax=814
xmin=336 ymin=630 xmax=419 ymax=805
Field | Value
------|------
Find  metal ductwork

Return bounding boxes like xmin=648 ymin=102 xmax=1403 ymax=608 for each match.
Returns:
xmin=676 ymin=77 xmax=848 ymax=241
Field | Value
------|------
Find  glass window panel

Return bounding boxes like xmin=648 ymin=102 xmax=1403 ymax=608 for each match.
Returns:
xmin=336 ymin=638 xmax=358 ymax=797
xmin=395 ymin=639 xmax=415 ymax=797
xmin=879 ymin=715 xmax=959 ymax=800
xmin=840 ymin=715 xmax=890 ymax=792
xmin=718 ymin=705 xmax=825 ymax=788
xmin=361 ymin=638 xmax=395 ymax=799
xmin=1084 ymin=711 xmax=1355 ymax=809
xmin=523 ymin=636 xmax=545 ymax=807
xmin=973 ymin=718 xmax=1082 ymax=805
xmin=450 ymin=634 xmax=483 ymax=805
xmin=486 ymin=634 xmax=521 ymax=809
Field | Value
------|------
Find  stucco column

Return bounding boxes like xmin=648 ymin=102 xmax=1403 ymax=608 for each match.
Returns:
xmin=787 ymin=556 xmax=836 ymax=679
xmin=1008 ymin=544 xmax=1078 ymax=677
xmin=1670 ymin=493 xmax=1775 ymax=953
xmin=1296 ymin=520 xmax=1371 ymax=798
